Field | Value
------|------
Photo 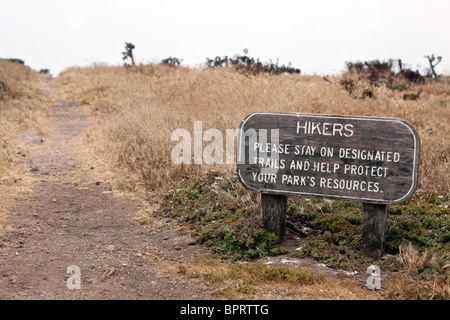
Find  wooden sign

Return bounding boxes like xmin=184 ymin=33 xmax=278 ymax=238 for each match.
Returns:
xmin=236 ymin=112 xmax=421 ymax=259
xmin=236 ymin=112 xmax=420 ymax=205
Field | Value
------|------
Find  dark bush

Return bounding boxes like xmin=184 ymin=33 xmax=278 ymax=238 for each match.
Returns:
xmin=206 ymin=55 xmax=300 ymax=76
xmin=161 ymin=57 xmax=183 ymax=67
xmin=399 ymin=68 xmax=425 ymax=83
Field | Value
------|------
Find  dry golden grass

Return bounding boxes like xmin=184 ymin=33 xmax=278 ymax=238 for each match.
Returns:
xmin=57 ymin=63 xmax=449 ymax=197
xmin=0 ymin=60 xmax=54 ymax=231
xmin=397 ymin=242 xmax=443 ymax=271
xmin=0 ymin=60 xmax=52 ymax=175
xmin=383 ymin=242 xmax=450 ymax=299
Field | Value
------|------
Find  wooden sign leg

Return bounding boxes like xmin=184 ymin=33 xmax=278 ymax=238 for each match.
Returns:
xmin=361 ymin=203 xmax=389 ymax=260
xmin=260 ymin=193 xmax=287 ymax=244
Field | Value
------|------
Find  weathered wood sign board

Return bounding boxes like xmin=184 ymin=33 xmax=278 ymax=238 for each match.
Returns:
xmin=236 ymin=112 xmax=420 ymax=259
xmin=237 ymin=112 xmax=420 ymax=205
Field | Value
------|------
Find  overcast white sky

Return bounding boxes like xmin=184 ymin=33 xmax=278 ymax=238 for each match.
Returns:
xmin=1 ymin=0 xmax=449 ymax=76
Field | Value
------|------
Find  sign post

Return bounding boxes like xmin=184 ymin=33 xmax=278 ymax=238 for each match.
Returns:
xmin=361 ymin=203 xmax=388 ymax=260
xmin=260 ymin=193 xmax=287 ymax=244
xmin=236 ymin=112 xmax=420 ymax=260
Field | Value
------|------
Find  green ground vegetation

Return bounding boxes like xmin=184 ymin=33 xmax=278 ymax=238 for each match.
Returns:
xmin=159 ymin=171 xmax=449 ymax=299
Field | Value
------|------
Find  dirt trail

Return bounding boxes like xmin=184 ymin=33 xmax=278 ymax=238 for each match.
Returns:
xmin=0 ymin=76 xmax=216 ymax=299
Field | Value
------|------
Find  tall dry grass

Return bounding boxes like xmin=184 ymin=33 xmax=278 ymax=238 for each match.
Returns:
xmin=383 ymin=242 xmax=450 ymax=299
xmin=57 ymin=63 xmax=450 ymax=196
xmin=0 ymin=60 xmax=51 ymax=175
